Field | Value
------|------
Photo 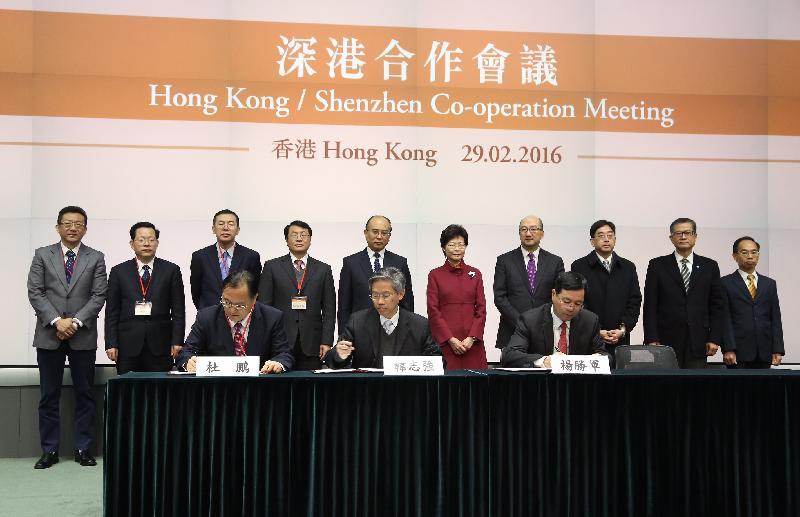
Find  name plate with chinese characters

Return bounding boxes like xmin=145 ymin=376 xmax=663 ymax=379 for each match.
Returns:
xmin=383 ymin=356 xmax=445 ymax=376
xmin=195 ymin=356 xmax=260 ymax=377
xmin=550 ymin=355 xmax=611 ymax=375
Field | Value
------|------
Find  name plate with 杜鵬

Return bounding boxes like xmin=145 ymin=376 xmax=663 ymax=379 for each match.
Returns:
xmin=383 ymin=356 xmax=445 ymax=376
xmin=550 ymin=355 xmax=611 ymax=375
xmin=195 ymin=356 xmax=260 ymax=377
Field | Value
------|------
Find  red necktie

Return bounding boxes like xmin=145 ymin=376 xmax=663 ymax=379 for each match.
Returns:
xmin=233 ymin=322 xmax=246 ymax=356
xmin=558 ymin=321 xmax=568 ymax=354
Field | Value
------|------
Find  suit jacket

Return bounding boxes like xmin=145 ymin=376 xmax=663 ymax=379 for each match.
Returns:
xmin=338 ymin=248 xmax=414 ymax=331
xmin=721 ymin=271 xmax=784 ymax=362
xmin=27 ymin=242 xmax=108 ymax=350
xmin=258 ymin=254 xmax=335 ymax=357
xmin=493 ymin=247 xmax=564 ymax=348
xmin=570 ymin=251 xmax=642 ymax=347
xmin=190 ymin=243 xmax=261 ymax=310
xmin=426 ymin=261 xmax=486 ymax=345
xmin=500 ymin=303 xmax=606 ymax=367
xmin=178 ymin=302 xmax=293 ymax=370
xmin=643 ymin=253 xmax=726 ymax=358
xmin=104 ymin=257 xmax=185 ymax=358
xmin=325 ymin=308 xmax=441 ymax=369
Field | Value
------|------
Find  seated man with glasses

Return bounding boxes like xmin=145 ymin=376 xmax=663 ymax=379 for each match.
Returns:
xmin=178 ymin=270 xmax=293 ymax=373
xmin=325 ymin=267 xmax=441 ymax=369
xmin=500 ymin=271 xmax=606 ymax=368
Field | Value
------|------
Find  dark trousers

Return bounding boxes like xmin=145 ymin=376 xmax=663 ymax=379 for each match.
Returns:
xmin=37 ymin=342 xmax=96 ymax=452
xmin=671 ymin=337 xmax=707 ymax=369
xmin=293 ymin=334 xmax=322 ymax=371
xmin=116 ymin=342 xmax=174 ymax=374
xmin=727 ymin=360 xmax=772 ymax=369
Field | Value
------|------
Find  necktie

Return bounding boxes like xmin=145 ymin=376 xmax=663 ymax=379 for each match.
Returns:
xmin=680 ymin=258 xmax=690 ymax=292
xmin=141 ymin=265 xmax=151 ymax=288
xmin=233 ymin=322 xmax=246 ymax=356
xmin=373 ymin=252 xmax=381 ymax=273
xmin=747 ymin=274 xmax=757 ymax=300
xmin=558 ymin=321 xmax=568 ymax=354
xmin=294 ymin=259 xmax=304 ymax=282
xmin=65 ymin=250 xmax=76 ymax=284
xmin=383 ymin=319 xmax=395 ymax=335
xmin=527 ymin=252 xmax=537 ymax=291
xmin=603 ymin=259 xmax=611 ymax=273
xmin=220 ymin=250 xmax=230 ymax=280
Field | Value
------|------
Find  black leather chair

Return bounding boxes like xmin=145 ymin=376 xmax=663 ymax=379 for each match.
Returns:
xmin=614 ymin=344 xmax=679 ymax=370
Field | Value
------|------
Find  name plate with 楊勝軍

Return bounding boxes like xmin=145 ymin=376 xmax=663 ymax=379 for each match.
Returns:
xmin=195 ymin=356 xmax=260 ymax=377
xmin=383 ymin=356 xmax=445 ymax=376
xmin=550 ymin=355 xmax=611 ymax=375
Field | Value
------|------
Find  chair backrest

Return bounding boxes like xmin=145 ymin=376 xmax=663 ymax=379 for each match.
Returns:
xmin=614 ymin=344 xmax=679 ymax=370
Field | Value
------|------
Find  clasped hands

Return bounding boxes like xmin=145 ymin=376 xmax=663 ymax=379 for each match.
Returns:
xmin=54 ymin=317 xmax=78 ymax=341
xmin=448 ymin=336 xmax=475 ymax=356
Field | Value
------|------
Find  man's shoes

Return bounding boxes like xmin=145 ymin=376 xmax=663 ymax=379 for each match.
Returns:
xmin=74 ymin=449 xmax=97 ymax=466
xmin=34 ymin=451 xmax=59 ymax=469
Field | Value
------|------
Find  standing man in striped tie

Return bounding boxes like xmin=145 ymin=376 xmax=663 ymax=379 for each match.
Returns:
xmin=720 ymin=236 xmax=784 ymax=368
xmin=643 ymin=218 xmax=726 ymax=368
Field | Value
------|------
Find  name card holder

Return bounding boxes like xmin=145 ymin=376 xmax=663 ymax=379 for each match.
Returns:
xmin=383 ymin=356 xmax=445 ymax=376
xmin=550 ymin=355 xmax=611 ymax=375
xmin=195 ymin=356 xmax=260 ymax=377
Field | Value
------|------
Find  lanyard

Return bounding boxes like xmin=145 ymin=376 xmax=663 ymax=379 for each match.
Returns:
xmin=134 ymin=258 xmax=153 ymax=299
xmin=295 ymin=264 xmax=308 ymax=294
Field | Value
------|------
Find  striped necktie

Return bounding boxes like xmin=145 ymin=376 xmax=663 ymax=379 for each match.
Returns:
xmin=680 ymin=258 xmax=690 ymax=291
xmin=747 ymin=274 xmax=757 ymax=300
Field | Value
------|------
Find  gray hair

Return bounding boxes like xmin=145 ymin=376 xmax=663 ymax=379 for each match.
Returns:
xmin=368 ymin=266 xmax=406 ymax=293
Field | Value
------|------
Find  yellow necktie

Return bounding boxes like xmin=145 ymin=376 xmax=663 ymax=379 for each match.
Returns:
xmin=747 ymin=274 xmax=757 ymax=300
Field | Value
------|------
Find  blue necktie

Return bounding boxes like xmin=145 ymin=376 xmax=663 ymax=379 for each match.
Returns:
xmin=220 ymin=251 xmax=230 ymax=280
xmin=141 ymin=265 xmax=151 ymax=289
xmin=373 ymin=252 xmax=380 ymax=273
xmin=65 ymin=250 xmax=76 ymax=284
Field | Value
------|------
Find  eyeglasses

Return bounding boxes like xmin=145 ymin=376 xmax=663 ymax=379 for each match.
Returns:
xmin=671 ymin=231 xmax=696 ymax=238
xmin=369 ymin=292 xmax=395 ymax=301
xmin=519 ymin=227 xmax=543 ymax=234
xmin=368 ymin=229 xmax=391 ymax=237
xmin=556 ymin=296 xmax=583 ymax=309
xmin=133 ymin=238 xmax=157 ymax=245
xmin=445 ymin=242 xmax=466 ymax=250
xmin=288 ymin=232 xmax=310 ymax=239
xmin=215 ymin=222 xmax=237 ymax=229
xmin=737 ymin=250 xmax=760 ymax=257
xmin=593 ymin=232 xmax=615 ymax=239
xmin=220 ymin=298 xmax=248 ymax=310
xmin=59 ymin=221 xmax=86 ymax=229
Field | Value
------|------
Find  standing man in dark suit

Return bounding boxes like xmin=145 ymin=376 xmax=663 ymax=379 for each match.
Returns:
xmin=27 ymin=206 xmax=107 ymax=469
xmin=338 ymin=215 xmax=414 ymax=332
xmin=179 ymin=270 xmax=293 ymax=373
xmin=105 ymin=222 xmax=185 ymax=374
xmin=721 ymin=236 xmax=784 ymax=368
xmin=493 ymin=215 xmax=565 ymax=348
xmin=571 ymin=220 xmax=641 ymax=357
xmin=500 ymin=272 xmax=606 ymax=368
xmin=190 ymin=209 xmax=261 ymax=310
xmin=643 ymin=218 xmax=726 ymax=368
xmin=325 ymin=267 xmax=441 ymax=369
xmin=259 ymin=220 xmax=335 ymax=370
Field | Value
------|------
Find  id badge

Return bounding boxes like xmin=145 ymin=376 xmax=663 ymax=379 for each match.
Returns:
xmin=291 ymin=296 xmax=308 ymax=310
xmin=134 ymin=301 xmax=153 ymax=316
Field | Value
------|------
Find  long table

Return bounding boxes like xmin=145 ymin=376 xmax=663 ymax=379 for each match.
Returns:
xmin=104 ymin=370 xmax=800 ymax=517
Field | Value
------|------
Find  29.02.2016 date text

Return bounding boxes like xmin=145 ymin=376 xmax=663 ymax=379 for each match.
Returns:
xmin=461 ymin=145 xmax=563 ymax=164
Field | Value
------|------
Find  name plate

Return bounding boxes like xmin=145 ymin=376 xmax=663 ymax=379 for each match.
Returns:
xmin=195 ymin=356 xmax=260 ymax=377
xmin=383 ymin=356 xmax=445 ymax=376
xmin=550 ymin=355 xmax=611 ymax=375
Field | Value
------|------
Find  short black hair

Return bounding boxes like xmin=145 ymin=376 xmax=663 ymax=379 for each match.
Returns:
xmin=440 ymin=224 xmax=468 ymax=248
xmin=222 ymin=270 xmax=258 ymax=298
xmin=733 ymin=236 xmax=760 ymax=253
xmin=670 ymin=217 xmax=697 ymax=234
xmin=590 ymin=219 xmax=616 ymax=237
xmin=365 ymin=215 xmax=392 ymax=232
xmin=554 ymin=271 xmax=587 ymax=294
xmin=213 ymin=209 xmax=239 ymax=226
xmin=284 ymin=220 xmax=312 ymax=239
xmin=57 ymin=206 xmax=87 ymax=226
xmin=129 ymin=222 xmax=160 ymax=240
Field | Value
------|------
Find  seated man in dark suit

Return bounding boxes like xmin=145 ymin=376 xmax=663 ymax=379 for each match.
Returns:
xmin=721 ymin=236 xmax=784 ymax=368
xmin=325 ymin=267 xmax=441 ymax=369
xmin=500 ymin=271 xmax=606 ymax=368
xmin=179 ymin=270 xmax=293 ymax=373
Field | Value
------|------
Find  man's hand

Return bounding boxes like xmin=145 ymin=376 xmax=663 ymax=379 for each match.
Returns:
xmin=705 ymin=342 xmax=719 ymax=357
xmin=319 ymin=344 xmax=331 ymax=359
xmin=772 ymin=353 xmax=783 ymax=366
xmin=335 ymin=341 xmax=355 ymax=360
xmin=55 ymin=318 xmax=77 ymax=338
xmin=723 ymin=351 xmax=737 ymax=366
xmin=106 ymin=348 xmax=118 ymax=362
xmin=186 ymin=356 xmax=197 ymax=373
xmin=170 ymin=345 xmax=182 ymax=360
xmin=261 ymin=360 xmax=285 ymax=374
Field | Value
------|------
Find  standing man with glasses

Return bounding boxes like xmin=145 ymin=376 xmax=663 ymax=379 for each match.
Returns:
xmin=721 ymin=236 xmax=784 ymax=368
xmin=27 ymin=206 xmax=107 ymax=469
xmin=338 ymin=215 xmax=414 ymax=333
xmin=259 ymin=220 xmax=335 ymax=370
xmin=643 ymin=218 xmax=726 ymax=368
xmin=190 ymin=209 xmax=262 ymax=310
xmin=500 ymin=272 xmax=605 ymax=368
xmin=178 ymin=270 xmax=292 ymax=373
xmin=105 ymin=222 xmax=185 ymax=374
xmin=493 ymin=215 xmax=564 ymax=349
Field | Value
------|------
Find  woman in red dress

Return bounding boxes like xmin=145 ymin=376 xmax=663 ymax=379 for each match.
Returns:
xmin=426 ymin=224 xmax=488 ymax=370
